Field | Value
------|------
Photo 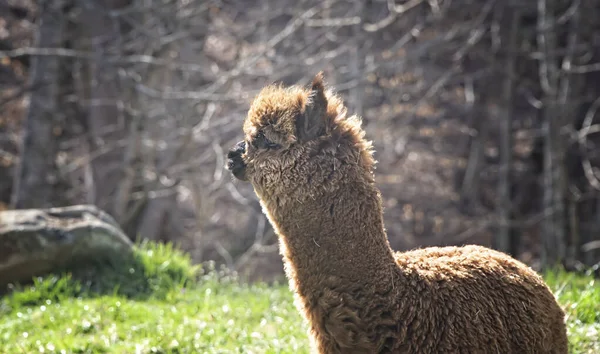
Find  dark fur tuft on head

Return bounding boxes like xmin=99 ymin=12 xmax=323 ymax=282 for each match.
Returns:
xmin=311 ymin=71 xmax=325 ymax=91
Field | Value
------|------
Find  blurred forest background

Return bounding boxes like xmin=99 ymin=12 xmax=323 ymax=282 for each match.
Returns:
xmin=2 ymin=0 xmax=600 ymax=281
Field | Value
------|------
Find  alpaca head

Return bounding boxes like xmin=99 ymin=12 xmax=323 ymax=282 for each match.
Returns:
xmin=226 ymin=72 xmax=375 ymax=201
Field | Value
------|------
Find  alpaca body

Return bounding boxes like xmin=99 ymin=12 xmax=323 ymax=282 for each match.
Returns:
xmin=285 ymin=242 xmax=568 ymax=353
xmin=263 ymin=181 xmax=567 ymax=354
xmin=226 ymin=72 xmax=568 ymax=354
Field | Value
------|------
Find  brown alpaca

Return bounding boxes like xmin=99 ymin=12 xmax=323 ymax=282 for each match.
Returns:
xmin=226 ymin=72 xmax=568 ymax=353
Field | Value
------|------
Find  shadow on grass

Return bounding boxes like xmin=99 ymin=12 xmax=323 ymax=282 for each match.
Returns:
xmin=0 ymin=240 xmax=201 ymax=312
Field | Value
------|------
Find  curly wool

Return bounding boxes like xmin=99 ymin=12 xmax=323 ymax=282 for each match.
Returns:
xmin=229 ymin=72 xmax=569 ymax=354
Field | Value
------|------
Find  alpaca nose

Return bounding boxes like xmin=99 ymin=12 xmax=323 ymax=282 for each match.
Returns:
xmin=227 ymin=141 xmax=246 ymax=159
xmin=226 ymin=141 xmax=248 ymax=181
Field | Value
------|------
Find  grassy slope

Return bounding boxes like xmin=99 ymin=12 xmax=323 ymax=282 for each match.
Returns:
xmin=0 ymin=241 xmax=598 ymax=354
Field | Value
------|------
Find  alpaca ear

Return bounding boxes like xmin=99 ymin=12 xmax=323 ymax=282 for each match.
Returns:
xmin=296 ymin=72 xmax=328 ymax=142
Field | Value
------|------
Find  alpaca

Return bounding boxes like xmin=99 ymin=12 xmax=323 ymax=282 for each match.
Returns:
xmin=226 ymin=72 xmax=568 ymax=353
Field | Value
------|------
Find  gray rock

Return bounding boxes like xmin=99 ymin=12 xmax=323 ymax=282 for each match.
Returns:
xmin=0 ymin=204 xmax=133 ymax=286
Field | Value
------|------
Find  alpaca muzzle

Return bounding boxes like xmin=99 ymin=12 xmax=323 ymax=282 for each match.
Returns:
xmin=226 ymin=140 xmax=248 ymax=181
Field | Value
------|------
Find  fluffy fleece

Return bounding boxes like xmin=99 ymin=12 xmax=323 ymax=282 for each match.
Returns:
xmin=226 ymin=72 xmax=568 ymax=353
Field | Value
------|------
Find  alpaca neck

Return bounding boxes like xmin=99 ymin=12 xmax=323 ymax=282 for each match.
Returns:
xmin=266 ymin=180 xmax=396 ymax=292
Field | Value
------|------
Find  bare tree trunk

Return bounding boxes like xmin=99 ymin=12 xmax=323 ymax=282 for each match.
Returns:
xmin=80 ymin=0 xmax=131 ymax=218
xmin=568 ymin=197 xmax=579 ymax=261
xmin=460 ymin=81 xmax=485 ymax=210
xmin=538 ymin=0 xmax=566 ymax=267
xmin=558 ymin=1 xmax=580 ymax=264
xmin=495 ymin=6 xmax=520 ymax=255
xmin=11 ymin=0 xmax=66 ymax=209
xmin=460 ymin=119 xmax=485 ymax=209
xmin=542 ymin=117 xmax=563 ymax=265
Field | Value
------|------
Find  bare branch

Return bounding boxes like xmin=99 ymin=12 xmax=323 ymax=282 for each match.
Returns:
xmin=306 ymin=17 xmax=361 ymax=27
xmin=363 ymin=0 xmax=425 ymax=32
xmin=578 ymin=96 xmax=600 ymax=190
xmin=0 ymin=47 xmax=215 ymax=73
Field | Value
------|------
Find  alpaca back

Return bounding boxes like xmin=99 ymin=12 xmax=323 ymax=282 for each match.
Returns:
xmin=384 ymin=245 xmax=568 ymax=353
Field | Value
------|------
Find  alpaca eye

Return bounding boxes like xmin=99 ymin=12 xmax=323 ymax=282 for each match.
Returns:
xmin=264 ymin=140 xmax=281 ymax=149
xmin=254 ymin=132 xmax=281 ymax=150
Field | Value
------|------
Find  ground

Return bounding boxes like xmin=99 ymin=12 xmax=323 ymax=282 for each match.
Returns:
xmin=0 ymin=242 xmax=598 ymax=353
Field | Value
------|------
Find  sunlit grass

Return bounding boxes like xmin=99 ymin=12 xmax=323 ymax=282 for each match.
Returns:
xmin=0 ymin=241 xmax=597 ymax=353
xmin=544 ymin=268 xmax=600 ymax=354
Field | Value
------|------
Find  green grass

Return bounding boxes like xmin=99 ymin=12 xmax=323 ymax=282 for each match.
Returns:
xmin=0 ymin=241 xmax=598 ymax=353
xmin=545 ymin=268 xmax=600 ymax=353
